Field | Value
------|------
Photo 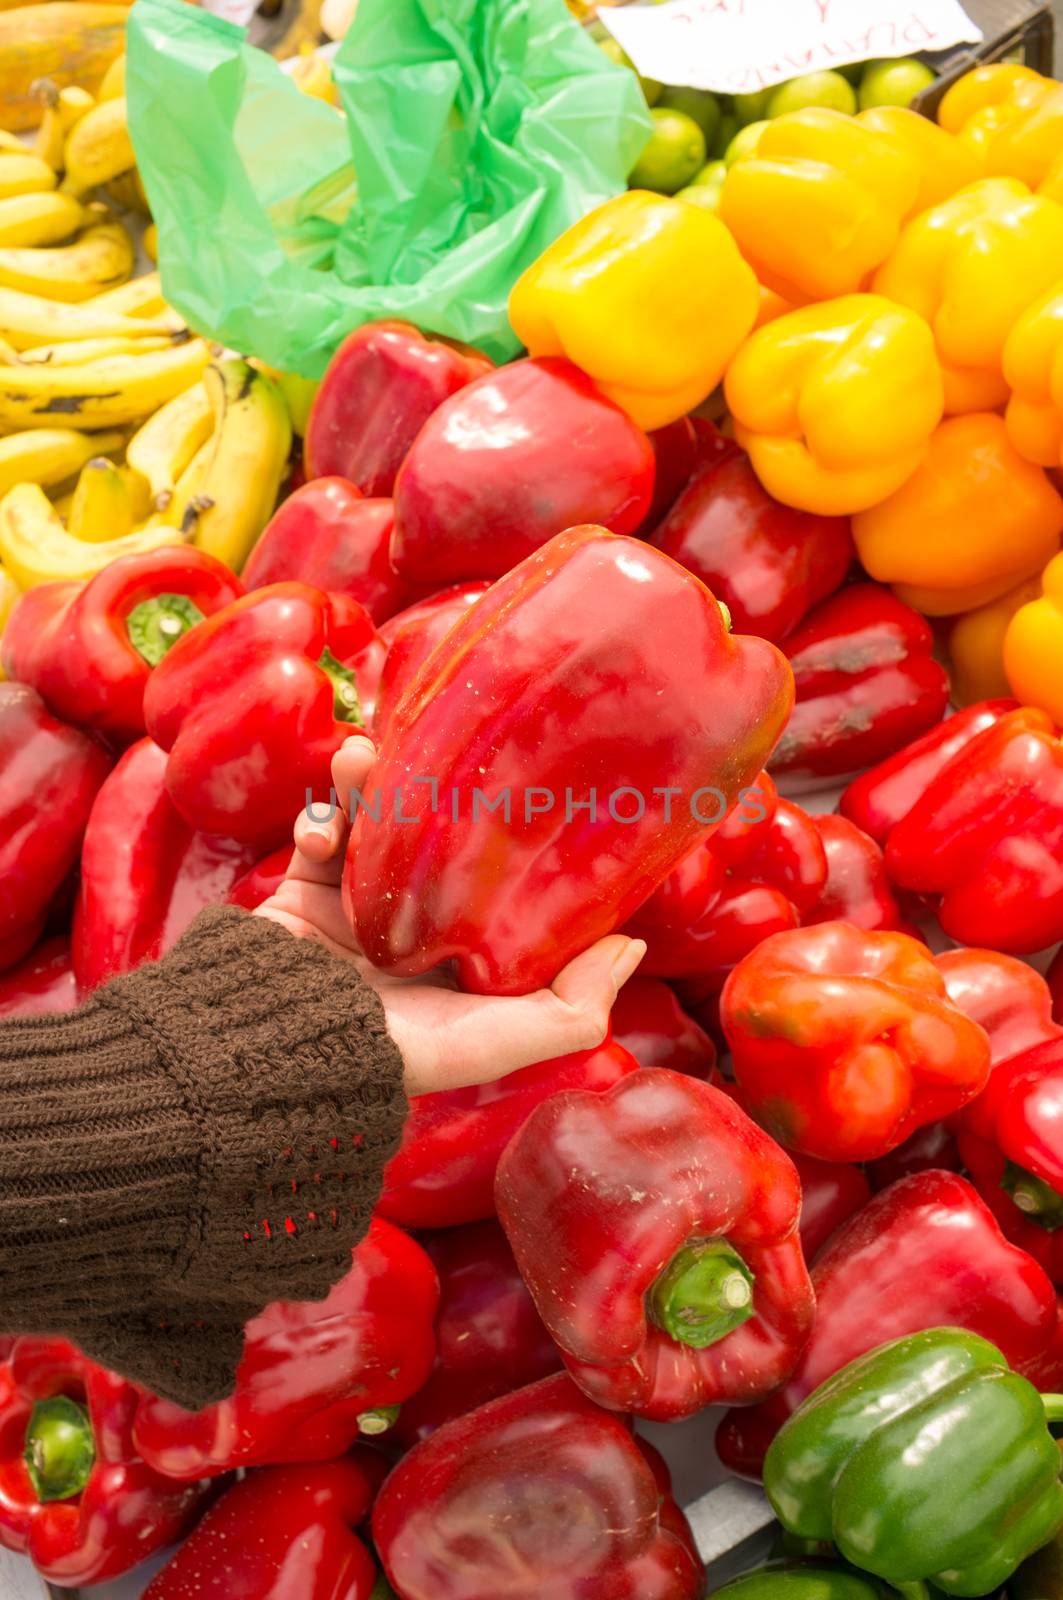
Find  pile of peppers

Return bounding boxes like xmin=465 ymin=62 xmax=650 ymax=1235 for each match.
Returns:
xmin=4 ymin=44 xmax=1063 ymax=1600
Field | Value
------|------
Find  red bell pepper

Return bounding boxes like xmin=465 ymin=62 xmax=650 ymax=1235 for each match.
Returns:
xmin=803 ymin=812 xmax=915 ymax=934
xmin=721 ymin=921 xmax=992 ymax=1162
xmin=377 ymin=581 xmax=493 ymax=650
xmin=793 ymin=1153 xmax=871 ymax=1263
xmin=390 ymin=360 xmax=657 ymax=583
xmin=133 ymin=1217 xmax=437 ymax=1480
xmin=767 ymin=584 xmax=949 ymax=789
xmin=144 ymin=582 xmax=384 ymax=849
xmin=652 ymin=438 xmax=852 ymax=644
xmin=391 ymin=1221 xmax=562 ymax=1450
xmin=243 ymin=477 xmax=426 ymax=624
xmin=0 ymin=1336 xmax=209 ymax=1586
xmin=373 ymin=581 xmax=492 ymax=742
xmin=0 ymin=684 xmax=111 ymax=972
xmin=349 ymin=524 xmax=794 ymax=995
xmin=372 ymin=1372 xmax=704 ymax=1600
xmin=865 ymin=1119 xmax=962 ymax=1191
xmin=715 ymin=1170 xmax=1063 ymax=1478
xmin=72 ymin=738 xmax=259 ymax=991
xmin=644 ymin=417 xmax=699 ymax=530
xmin=2 ymin=548 xmax=243 ymax=747
xmin=226 ymin=843 xmax=296 ymax=911
xmin=961 ymin=1113 xmax=1063 ymax=1289
xmin=0 ymin=936 xmax=75 ymax=1019
xmin=884 ymin=706 xmax=1063 ymax=952
xmin=939 ymin=946 xmax=1062 ymax=1070
xmin=609 ymin=975 xmax=718 ymax=1078
xmin=305 ymin=319 xmax=493 ymax=495
xmin=377 ymin=1039 xmax=639 ymax=1230
xmin=1049 ymin=943 xmax=1063 ymax=1025
xmin=839 ymin=697 xmax=1019 ymax=846
xmin=495 ymin=1069 xmax=814 ymax=1421
xmin=143 ymin=1450 xmax=387 ymax=1600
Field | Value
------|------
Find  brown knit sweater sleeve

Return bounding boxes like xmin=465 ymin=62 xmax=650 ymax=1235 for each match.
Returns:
xmin=0 ymin=906 xmax=407 ymax=1409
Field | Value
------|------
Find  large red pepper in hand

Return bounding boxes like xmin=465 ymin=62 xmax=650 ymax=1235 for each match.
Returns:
xmin=1 ymin=548 xmax=243 ymax=747
xmin=652 ymin=437 xmax=853 ymax=644
xmin=496 ymin=1069 xmax=814 ymax=1421
xmin=145 ymin=583 xmax=384 ymax=849
xmin=372 ymin=1372 xmax=704 ymax=1600
xmin=349 ymin=524 xmax=794 ymax=995
xmin=305 ymin=320 xmax=493 ymax=494
xmin=885 ymin=706 xmax=1063 ymax=952
xmin=133 ymin=1217 xmax=437 ymax=1480
xmin=390 ymin=361 xmax=656 ymax=584
xmin=609 ymin=975 xmax=718 ymax=1078
xmin=768 ymin=584 xmax=949 ymax=788
xmin=144 ymin=1450 xmax=387 ymax=1600
xmin=73 ymin=738 xmax=259 ymax=991
xmin=378 ymin=1039 xmax=639 ymax=1229
xmin=373 ymin=580 xmax=492 ymax=742
xmin=226 ymin=843 xmax=296 ymax=912
xmin=243 ymin=477 xmax=425 ymax=624
xmin=715 ymin=1170 xmax=1063 ymax=1478
xmin=722 ymin=921 xmax=991 ymax=1162
xmin=0 ymin=936 xmax=75 ymax=1019
xmin=0 ymin=1337 xmax=209 ymax=1586
xmin=391 ymin=1221 xmax=562 ymax=1450
xmin=0 ymin=684 xmax=111 ymax=972
xmin=803 ymin=812 xmax=915 ymax=935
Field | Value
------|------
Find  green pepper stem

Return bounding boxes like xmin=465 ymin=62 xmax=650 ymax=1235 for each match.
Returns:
xmin=892 ymin=1585 xmax=931 ymax=1600
xmin=1041 ymin=1394 xmax=1063 ymax=1423
xmin=23 ymin=1396 xmax=96 ymax=1503
xmin=319 ymin=647 xmax=364 ymax=727
xmin=357 ymin=1404 xmax=400 ymax=1436
xmin=648 ymin=1238 xmax=755 ymax=1350
xmin=126 ymin=594 xmax=206 ymax=667
xmin=1001 ymin=1161 xmax=1063 ymax=1232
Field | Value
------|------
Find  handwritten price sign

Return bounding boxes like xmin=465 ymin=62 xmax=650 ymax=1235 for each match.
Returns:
xmin=600 ymin=0 xmax=982 ymax=93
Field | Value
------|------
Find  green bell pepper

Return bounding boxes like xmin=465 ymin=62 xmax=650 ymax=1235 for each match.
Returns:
xmin=709 ymin=1562 xmax=901 ymax=1597
xmin=763 ymin=1328 xmax=1063 ymax=1599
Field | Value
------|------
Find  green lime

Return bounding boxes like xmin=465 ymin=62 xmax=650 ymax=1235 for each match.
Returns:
xmin=724 ymin=119 xmax=769 ymax=167
xmin=690 ymin=159 xmax=728 ymax=187
xmin=712 ymin=111 xmax=738 ymax=158
xmin=659 ymin=85 xmax=722 ymax=146
xmin=675 ymin=183 xmax=724 ymax=212
xmin=858 ymin=57 xmax=937 ymax=109
xmin=766 ymin=70 xmax=857 ymax=117
xmin=733 ymin=89 xmax=772 ymax=124
xmin=598 ymin=36 xmax=661 ymax=106
xmin=629 ymin=107 xmax=708 ymax=193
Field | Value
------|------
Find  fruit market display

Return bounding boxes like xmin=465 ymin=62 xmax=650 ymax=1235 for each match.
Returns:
xmin=4 ymin=0 xmax=1063 ymax=1592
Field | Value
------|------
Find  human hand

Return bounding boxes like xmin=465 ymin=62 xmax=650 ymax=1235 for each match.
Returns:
xmin=255 ymin=735 xmax=646 ymax=1096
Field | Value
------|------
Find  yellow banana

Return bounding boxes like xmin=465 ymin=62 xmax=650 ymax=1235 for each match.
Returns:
xmin=0 ymin=152 xmax=57 ymax=199
xmin=0 ymin=191 xmax=84 ymax=248
xmin=0 ymin=336 xmax=211 ymax=430
xmin=0 ymin=566 xmax=19 ymax=678
xmin=0 ymin=283 xmax=180 ymax=349
xmin=143 ymin=221 xmax=157 ymax=263
xmin=89 ymin=271 xmax=174 ymax=320
xmin=186 ymin=360 xmax=292 ymax=569
xmin=0 ymin=425 xmax=124 ymax=496
xmin=126 ymin=381 xmax=212 ymax=510
xmin=0 ymin=482 xmax=183 ymax=589
xmin=0 ymin=220 xmax=134 ymax=303
xmin=97 ymin=50 xmax=124 ymax=102
xmin=34 ymin=81 xmax=94 ymax=171
xmin=67 ymin=454 xmax=134 ymax=540
xmin=0 ymin=5 xmax=127 ymax=134
xmin=0 ymin=133 xmax=26 ymax=155
xmin=61 ymin=95 xmax=134 ymax=196
xmin=104 ymin=167 xmax=149 ymax=216
xmin=17 ymin=332 xmax=182 ymax=365
xmin=161 ymin=436 xmax=212 ymax=530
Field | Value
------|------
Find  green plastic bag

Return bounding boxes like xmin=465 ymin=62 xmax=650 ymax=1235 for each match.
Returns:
xmin=126 ymin=0 xmax=650 ymax=373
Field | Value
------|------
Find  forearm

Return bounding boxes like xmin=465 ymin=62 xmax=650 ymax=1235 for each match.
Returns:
xmin=0 ymin=906 xmax=406 ymax=1408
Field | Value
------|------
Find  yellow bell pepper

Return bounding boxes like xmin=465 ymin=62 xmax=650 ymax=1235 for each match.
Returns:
xmin=937 ymin=63 xmax=1051 ymax=137
xmin=723 ymin=293 xmax=943 ymax=516
xmin=508 ymin=190 xmax=759 ymax=432
xmin=948 ymin=575 xmax=1041 ymax=706
xmin=987 ymin=83 xmax=1063 ymax=202
xmin=852 ymin=413 xmax=1063 ymax=616
xmin=0 ymin=565 xmax=18 ymax=681
xmin=1004 ymin=552 xmax=1063 ymax=725
xmin=858 ymin=106 xmax=983 ymax=214
xmin=1003 ymin=284 xmax=1063 ymax=469
xmin=873 ymin=178 xmax=1063 ymax=415
xmin=0 ymin=483 xmax=184 ymax=591
xmin=719 ymin=108 xmax=921 ymax=304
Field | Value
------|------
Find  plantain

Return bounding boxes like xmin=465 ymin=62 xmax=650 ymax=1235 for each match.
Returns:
xmin=0 ymin=152 xmax=58 ymax=199
xmin=0 ymin=425 xmax=123 ymax=497
xmin=0 ymin=220 xmax=134 ymax=303
xmin=0 ymin=481 xmax=183 ymax=589
xmin=0 ymin=191 xmax=84 ymax=249
xmin=126 ymin=381 xmax=212 ymax=510
xmin=34 ymin=81 xmax=95 ymax=171
xmin=183 ymin=361 xmax=292 ymax=569
xmin=0 ymin=5 xmax=128 ymax=132
xmin=0 ymin=283 xmax=179 ymax=349
xmin=0 ymin=335 xmax=211 ymax=430
xmin=66 ymin=453 xmax=135 ymax=540
xmin=61 ymin=95 xmax=134 ymax=196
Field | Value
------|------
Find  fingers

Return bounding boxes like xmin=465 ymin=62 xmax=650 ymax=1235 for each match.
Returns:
xmin=331 ymin=734 xmax=376 ymax=821
xmin=288 ymin=735 xmax=376 ymax=887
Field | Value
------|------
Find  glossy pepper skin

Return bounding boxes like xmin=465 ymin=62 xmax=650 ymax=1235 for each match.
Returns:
xmin=304 ymin=319 xmax=492 ymax=494
xmin=711 ymin=1564 xmax=903 ymax=1599
xmin=373 ymin=1372 xmax=704 ymax=1600
xmin=509 ymin=190 xmax=758 ymax=432
xmin=72 ymin=738 xmax=259 ymax=992
xmin=651 ymin=433 xmax=853 ymax=645
xmin=348 ymin=525 xmax=794 ymax=996
xmin=243 ymin=477 xmax=422 ymax=624
xmin=390 ymin=360 xmax=655 ymax=585
xmin=885 ymin=707 xmax=1063 ymax=952
xmin=0 ymin=936 xmax=75 ymax=1019
xmin=373 ymin=581 xmax=492 ymax=743
xmin=852 ymin=413 xmax=1063 ymax=616
xmin=226 ymin=843 xmax=295 ymax=912
xmin=145 ymin=583 xmax=383 ymax=850
xmin=1 ymin=547 xmax=242 ymax=747
xmin=377 ymin=1039 xmax=639 ymax=1230
xmin=391 ymin=1221 xmax=562 ymax=1450
xmin=722 ymin=922 xmax=991 ymax=1162
xmin=496 ymin=1069 xmax=815 ymax=1421
xmin=133 ymin=1217 xmax=437 ymax=1480
xmin=768 ymin=585 xmax=949 ymax=788
xmin=1003 ymin=284 xmax=1063 ymax=468
xmin=1005 ymin=550 xmax=1063 ymax=725
xmin=716 ymin=1170 xmax=1063 ymax=1479
xmin=949 ymin=575 xmax=1041 ymax=707
xmin=858 ymin=104 xmax=981 ymax=213
xmin=723 ymin=295 xmax=944 ymax=517
xmin=794 ymin=1154 xmax=872 ymax=1264
xmin=804 ymin=814 xmax=914 ymax=936
xmin=0 ymin=1337 xmax=208 ymax=1587
xmin=987 ymin=81 xmax=1063 ymax=199
xmin=0 ymin=684 xmax=111 ymax=972
xmin=143 ymin=1450 xmax=387 ymax=1600
xmin=721 ymin=110 xmax=921 ymax=304
xmin=938 ymin=63 xmax=1051 ymax=142
xmin=609 ymin=975 xmax=718 ymax=1078
xmin=764 ymin=1329 xmax=1063 ymax=1598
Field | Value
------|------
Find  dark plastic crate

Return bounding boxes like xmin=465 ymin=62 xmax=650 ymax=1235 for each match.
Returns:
xmin=913 ymin=0 xmax=1055 ymax=112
